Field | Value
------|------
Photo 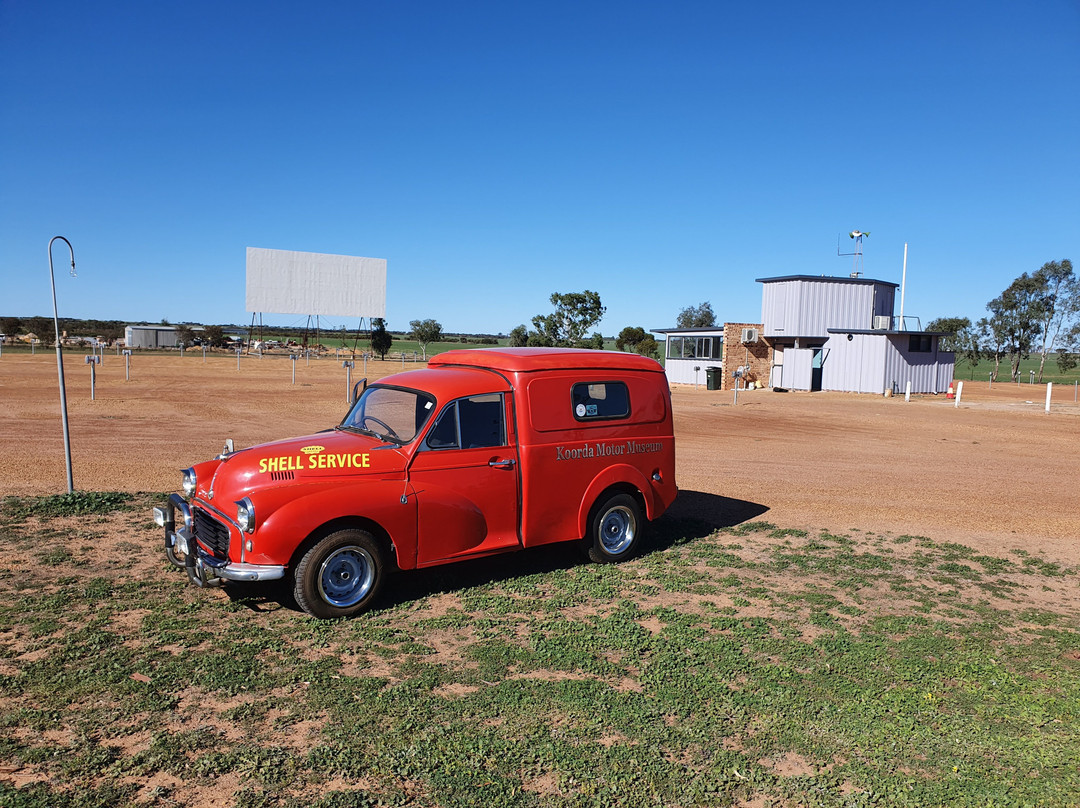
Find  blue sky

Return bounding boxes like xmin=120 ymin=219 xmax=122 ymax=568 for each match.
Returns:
xmin=2 ymin=0 xmax=1078 ymax=336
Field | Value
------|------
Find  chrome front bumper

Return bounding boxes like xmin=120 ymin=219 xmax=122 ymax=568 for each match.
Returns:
xmin=153 ymin=494 xmax=285 ymax=587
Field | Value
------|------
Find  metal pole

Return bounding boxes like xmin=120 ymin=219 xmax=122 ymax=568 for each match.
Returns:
xmin=237 ymin=348 xmax=242 ymax=371
xmin=86 ymin=356 xmax=97 ymax=400
xmin=124 ymin=350 xmax=131 ymax=381
xmin=342 ymin=361 xmax=354 ymax=402
xmin=202 ymin=345 xmax=207 ymax=363
xmin=1045 ymin=382 xmax=1052 ymax=414
xmin=291 ymin=354 xmax=297 ymax=385
xmin=49 ymin=236 xmax=77 ymax=494
xmin=899 ymin=242 xmax=908 ymax=331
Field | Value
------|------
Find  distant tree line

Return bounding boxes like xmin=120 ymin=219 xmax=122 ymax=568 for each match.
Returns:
xmin=929 ymin=259 xmax=1078 ymax=382
xmin=0 ymin=316 xmax=129 ymax=347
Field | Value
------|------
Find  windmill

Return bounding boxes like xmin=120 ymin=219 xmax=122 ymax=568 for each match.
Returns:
xmin=838 ymin=230 xmax=870 ymax=277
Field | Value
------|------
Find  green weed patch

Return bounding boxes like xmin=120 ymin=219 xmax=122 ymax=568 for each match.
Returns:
xmin=0 ymin=504 xmax=1078 ymax=807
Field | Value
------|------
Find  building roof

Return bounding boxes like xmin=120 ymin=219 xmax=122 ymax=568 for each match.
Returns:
xmin=649 ymin=327 xmax=726 ymax=335
xmin=756 ymin=274 xmax=898 ymax=288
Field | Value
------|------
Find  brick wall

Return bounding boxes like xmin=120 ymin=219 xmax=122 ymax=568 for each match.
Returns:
xmin=722 ymin=323 xmax=771 ymax=389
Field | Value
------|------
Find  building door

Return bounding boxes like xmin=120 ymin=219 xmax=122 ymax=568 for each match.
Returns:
xmin=770 ymin=345 xmax=784 ymax=388
xmin=811 ymin=349 xmax=824 ymax=392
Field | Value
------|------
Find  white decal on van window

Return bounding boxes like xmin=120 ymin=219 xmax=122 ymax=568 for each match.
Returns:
xmin=575 ymin=403 xmax=587 ymax=417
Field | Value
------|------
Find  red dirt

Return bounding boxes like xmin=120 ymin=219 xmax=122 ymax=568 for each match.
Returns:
xmin=1 ymin=352 xmax=1077 ymax=563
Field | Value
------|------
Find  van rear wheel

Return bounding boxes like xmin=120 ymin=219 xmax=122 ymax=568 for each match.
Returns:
xmin=586 ymin=493 xmax=642 ymax=563
xmin=294 ymin=529 xmax=384 ymax=619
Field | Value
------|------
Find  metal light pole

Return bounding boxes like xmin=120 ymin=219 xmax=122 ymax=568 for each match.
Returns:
xmin=49 ymin=236 xmax=77 ymax=493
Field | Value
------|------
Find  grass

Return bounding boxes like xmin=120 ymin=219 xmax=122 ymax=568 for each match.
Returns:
xmin=954 ymin=354 xmax=1080 ymax=384
xmin=0 ymin=495 xmax=1078 ymax=807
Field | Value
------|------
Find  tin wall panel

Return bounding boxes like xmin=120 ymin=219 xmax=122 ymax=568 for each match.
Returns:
xmin=762 ymin=279 xmax=895 ymax=338
xmin=883 ymin=337 xmax=956 ymax=394
xmin=785 ymin=348 xmax=815 ymax=390
xmin=822 ymin=334 xmax=887 ymax=393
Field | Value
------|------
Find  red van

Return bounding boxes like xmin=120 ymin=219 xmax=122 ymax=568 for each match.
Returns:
xmin=154 ymin=347 xmax=677 ymax=618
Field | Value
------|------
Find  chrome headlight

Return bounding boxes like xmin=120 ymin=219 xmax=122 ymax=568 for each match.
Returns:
xmin=236 ymin=497 xmax=255 ymax=533
xmin=181 ymin=468 xmax=197 ymax=498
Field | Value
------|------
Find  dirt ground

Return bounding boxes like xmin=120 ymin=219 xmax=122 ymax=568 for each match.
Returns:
xmin=1 ymin=351 xmax=1077 ymax=563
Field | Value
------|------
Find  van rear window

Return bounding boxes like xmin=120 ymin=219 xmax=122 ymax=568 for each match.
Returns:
xmin=572 ymin=382 xmax=630 ymax=421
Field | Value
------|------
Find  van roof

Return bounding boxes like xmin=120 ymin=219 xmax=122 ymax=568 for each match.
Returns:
xmin=428 ymin=347 xmax=663 ymax=373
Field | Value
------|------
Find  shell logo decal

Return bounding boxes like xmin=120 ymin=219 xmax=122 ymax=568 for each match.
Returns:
xmin=301 ymin=445 xmax=325 ymax=455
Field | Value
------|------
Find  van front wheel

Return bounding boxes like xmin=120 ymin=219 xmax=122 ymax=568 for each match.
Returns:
xmin=294 ymin=529 xmax=384 ymax=619
xmin=586 ymin=493 xmax=642 ymax=563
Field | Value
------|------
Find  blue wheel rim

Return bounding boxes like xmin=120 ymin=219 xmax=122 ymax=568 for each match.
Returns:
xmin=600 ymin=506 xmax=636 ymax=555
xmin=317 ymin=546 xmax=375 ymax=607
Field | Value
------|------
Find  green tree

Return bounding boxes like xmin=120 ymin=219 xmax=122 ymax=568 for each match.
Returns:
xmin=615 ymin=326 xmax=659 ymax=358
xmin=175 ymin=324 xmax=195 ymax=348
xmin=1 ymin=317 xmax=22 ymax=338
xmin=986 ymin=273 xmax=1046 ymax=381
xmin=1033 ymin=259 xmax=1077 ymax=382
xmin=926 ymin=316 xmax=980 ymax=367
xmin=26 ymin=316 xmax=54 ymax=347
xmin=975 ymin=315 xmax=1009 ymax=382
xmin=676 ymin=301 xmax=716 ymax=328
xmin=202 ymin=325 xmax=228 ymax=348
xmin=529 ymin=290 xmax=606 ymax=348
xmin=508 ymin=325 xmax=528 ymax=347
xmin=370 ymin=318 xmax=393 ymax=359
xmin=1056 ymin=347 xmax=1078 ymax=375
xmin=409 ymin=318 xmax=443 ymax=360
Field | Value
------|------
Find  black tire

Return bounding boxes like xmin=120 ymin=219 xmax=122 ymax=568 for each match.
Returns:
xmin=586 ymin=493 xmax=643 ymax=564
xmin=293 ymin=529 xmax=385 ymax=619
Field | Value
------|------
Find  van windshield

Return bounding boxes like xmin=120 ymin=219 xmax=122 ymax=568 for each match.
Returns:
xmin=338 ymin=385 xmax=436 ymax=444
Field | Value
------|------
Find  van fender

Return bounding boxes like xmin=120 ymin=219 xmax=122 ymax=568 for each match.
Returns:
xmin=576 ymin=464 xmax=654 ymax=539
xmin=256 ymin=480 xmax=418 ymax=570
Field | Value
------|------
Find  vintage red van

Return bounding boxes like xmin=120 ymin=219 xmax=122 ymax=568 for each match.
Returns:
xmin=153 ymin=347 xmax=677 ymax=618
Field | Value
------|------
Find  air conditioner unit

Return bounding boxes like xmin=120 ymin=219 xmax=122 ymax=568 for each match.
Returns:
xmin=873 ymin=316 xmax=892 ymax=330
xmin=741 ymin=327 xmax=759 ymax=343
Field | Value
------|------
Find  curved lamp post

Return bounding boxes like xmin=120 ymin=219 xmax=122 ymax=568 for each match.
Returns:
xmin=48 ymin=236 xmax=77 ymax=493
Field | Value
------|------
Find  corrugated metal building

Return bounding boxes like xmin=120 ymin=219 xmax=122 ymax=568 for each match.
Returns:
xmin=124 ymin=325 xmax=184 ymax=348
xmin=760 ymin=275 xmax=953 ymax=394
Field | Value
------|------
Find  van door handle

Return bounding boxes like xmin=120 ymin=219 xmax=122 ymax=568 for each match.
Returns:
xmin=489 ymin=458 xmax=516 ymax=469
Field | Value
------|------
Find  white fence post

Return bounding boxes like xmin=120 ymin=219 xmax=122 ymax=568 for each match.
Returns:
xmin=1045 ymin=382 xmax=1052 ymax=414
xmin=905 ymin=380 xmax=911 ymax=403
xmin=954 ymin=381 xmax=964 ymax=408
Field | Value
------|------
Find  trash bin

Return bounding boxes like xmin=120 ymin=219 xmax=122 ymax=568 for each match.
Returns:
xmin=706 ymin=366 xmax=721 ymax=391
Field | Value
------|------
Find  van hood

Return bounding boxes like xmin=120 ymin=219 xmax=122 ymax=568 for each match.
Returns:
xmin=204 ymin=429 xmax=407 ymax=502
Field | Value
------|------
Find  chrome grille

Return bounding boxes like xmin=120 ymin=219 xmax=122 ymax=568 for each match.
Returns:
xmin=193 ymin=508 xmax=231 ymax=561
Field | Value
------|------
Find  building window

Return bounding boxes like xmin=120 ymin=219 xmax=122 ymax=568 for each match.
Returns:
xmin=908 ymin=335 xmax=933 ymax=353
xmin=571 ymin=382 xmax=630 ymax=421
xmin=666 ymin=336 xmax=722 ymax=360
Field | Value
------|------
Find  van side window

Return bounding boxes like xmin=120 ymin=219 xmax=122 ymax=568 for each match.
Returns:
xmin=571 ymin=382 xmax=630 ymax=421
xmin=426 ymin=394 xmax=506 ymax=449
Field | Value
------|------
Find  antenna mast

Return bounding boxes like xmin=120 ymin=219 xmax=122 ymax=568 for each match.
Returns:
xmin=840 ymin=230 xmax=869 ymax=276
